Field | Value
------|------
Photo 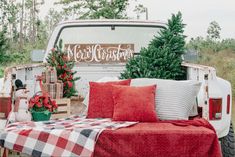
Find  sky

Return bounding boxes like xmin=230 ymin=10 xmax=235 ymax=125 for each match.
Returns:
xmin=39 ymin=0 xmax=235 ymax=40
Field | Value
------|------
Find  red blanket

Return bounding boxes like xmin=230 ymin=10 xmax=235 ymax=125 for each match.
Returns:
xmin=94 ymin=118 xmax=222 ymax=157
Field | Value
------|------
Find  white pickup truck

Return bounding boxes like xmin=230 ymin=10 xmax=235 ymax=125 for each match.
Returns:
xmin=0 ymin=20 xmax=234 ymax=156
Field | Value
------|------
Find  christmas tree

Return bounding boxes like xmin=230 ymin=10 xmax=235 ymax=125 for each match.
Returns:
xmin=120 ymin=12 xmax=186 ymax=80
xmin=47 ymin=40 xmax=80 ymax=98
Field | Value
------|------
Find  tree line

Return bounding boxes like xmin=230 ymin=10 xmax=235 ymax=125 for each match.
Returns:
xmin=0 ymin=0 xmax=146 ymax=76
xmin=0 ymin=0 xmax=146 ymax=51
xmin=0 ymin=0 xmax=234 ymax=77
xmin=187 ymin=21 xmax=235 ymax=53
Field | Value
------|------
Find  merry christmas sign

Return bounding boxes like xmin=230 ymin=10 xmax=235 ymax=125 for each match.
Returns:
xmin=65 ymin=44 xmax=134 ymax=63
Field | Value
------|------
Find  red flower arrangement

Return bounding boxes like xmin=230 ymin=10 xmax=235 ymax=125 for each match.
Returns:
xmin=29 ymin=76 xmax=58 ymax=115
xmin=29 ymin=94 xmax=58 ymax=113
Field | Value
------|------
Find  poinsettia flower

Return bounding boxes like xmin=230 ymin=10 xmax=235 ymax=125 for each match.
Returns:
xmin=44 ymin=102 xmax=52 ymax=109
xmin=67 ymin=81 xmax=73 ymax=88
xmin=29 ymin=100 xmax=35 ymax=108
xmin=43 ymin=96 xmax=49 ymax=106
xmin=51 ymin=100 xmax=57 ymax=108
xmin=35 ymin=102 xmax=42 ymax=108
xmin=60 ymin=72 xmax=67 ymax=79
xmin=65 ymin=74 xmax=73 ymax=81
xmin=29 ymin=95 xmax=40 ymax=108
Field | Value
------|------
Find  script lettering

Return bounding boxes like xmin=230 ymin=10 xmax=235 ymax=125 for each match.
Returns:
xmin=65 ymin=44 xmax=134 ymax=63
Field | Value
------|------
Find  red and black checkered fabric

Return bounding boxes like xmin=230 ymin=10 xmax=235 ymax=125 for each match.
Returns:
xmin=0 ymin=116 xmax=136 ymax=157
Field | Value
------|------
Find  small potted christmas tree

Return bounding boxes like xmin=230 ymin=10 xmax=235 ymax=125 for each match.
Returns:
xmin=47 ymin=40 xmax=80 ymax=98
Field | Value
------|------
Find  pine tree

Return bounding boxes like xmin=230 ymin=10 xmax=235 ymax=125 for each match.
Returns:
xmin=0 ymin=27 xmax=9 ymax=63
xmin=120 ymin=12 xmax=186 ymax=80
xmin=47 ymin=40 xmax=80 ymax=98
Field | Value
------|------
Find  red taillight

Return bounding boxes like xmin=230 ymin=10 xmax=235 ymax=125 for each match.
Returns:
xmin=227 ymin=95 xmax=230 ymax=114
xmin=209 ymin=98 xmax=222 ymax=120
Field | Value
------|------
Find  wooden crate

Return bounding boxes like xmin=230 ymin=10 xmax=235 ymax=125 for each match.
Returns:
xmin=51 ymin=98 xmax=71 ymax=119
xmin=0 ymin=113 xmax=5 ymax=119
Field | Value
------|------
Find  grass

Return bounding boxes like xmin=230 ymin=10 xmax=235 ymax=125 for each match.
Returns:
xmin=196 ymin=49 xmax=235 ymax=97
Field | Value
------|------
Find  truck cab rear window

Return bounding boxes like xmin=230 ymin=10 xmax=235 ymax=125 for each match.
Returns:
xmin=55 ymin=25 xmax=163 ymax=54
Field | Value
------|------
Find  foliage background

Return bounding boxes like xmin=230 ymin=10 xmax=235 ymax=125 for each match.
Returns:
xmin=0 ymin=0 xmax=145 ymax=76
xmin=0 ymin=0 xmax=235 ymax=124
xmin=186 ymin=37 xmax=235 ymax=96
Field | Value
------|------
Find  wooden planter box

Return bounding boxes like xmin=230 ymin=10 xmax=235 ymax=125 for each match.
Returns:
xmin=51 ymin=98 xmax=71 ymax=119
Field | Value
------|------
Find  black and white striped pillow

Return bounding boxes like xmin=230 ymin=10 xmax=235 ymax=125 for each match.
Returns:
xmin=131 ymin=78 xmax=202 ymax=120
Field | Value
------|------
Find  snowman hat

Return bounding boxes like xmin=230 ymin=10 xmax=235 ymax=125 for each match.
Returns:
xmin=15 ymin=79 xmax=26 ymax=91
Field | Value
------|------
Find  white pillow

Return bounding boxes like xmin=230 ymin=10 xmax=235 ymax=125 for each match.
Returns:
xmin=130 ymin=78 xmax=201 ymax=120
xmin=82 ymin=77 xmax=119 ymax=115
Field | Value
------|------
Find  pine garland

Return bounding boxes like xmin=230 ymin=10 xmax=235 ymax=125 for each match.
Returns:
xmin=120 ymin=12 xmax=186 ymax=80
xmin=47 ymin=40 xmax=80 ymax=98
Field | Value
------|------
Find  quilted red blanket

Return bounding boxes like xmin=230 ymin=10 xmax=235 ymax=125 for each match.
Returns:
xmin=94 ymin=118 xmax=222 ymax=157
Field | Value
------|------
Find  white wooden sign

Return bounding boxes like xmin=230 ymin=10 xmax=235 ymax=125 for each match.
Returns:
xmin=65 ymin=44 xmax=134 ymax=63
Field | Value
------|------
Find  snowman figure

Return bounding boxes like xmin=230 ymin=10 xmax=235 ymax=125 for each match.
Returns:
xmin=14 ymin=79 xmax=32 ymax=122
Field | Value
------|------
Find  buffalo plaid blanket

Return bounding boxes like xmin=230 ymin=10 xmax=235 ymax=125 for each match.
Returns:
xmin=0 ymin=116 xmax=137 ymax=157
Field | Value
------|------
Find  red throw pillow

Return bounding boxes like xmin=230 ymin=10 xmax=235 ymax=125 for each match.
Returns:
xmin=112 ymin=85 xmax=158 ymax=122
xmin=87 ymin=79 xmax=131 ymax=118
